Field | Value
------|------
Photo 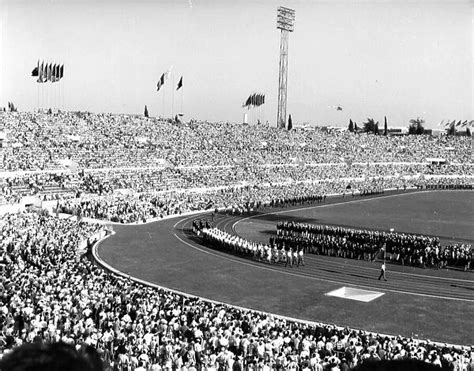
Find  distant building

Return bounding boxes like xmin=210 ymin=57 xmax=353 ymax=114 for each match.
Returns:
xmin=387 ymin=127 xmax=408 ymax=135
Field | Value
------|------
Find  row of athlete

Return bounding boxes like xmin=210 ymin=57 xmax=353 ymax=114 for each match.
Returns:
xmin=198 ymin=227 xmax=305 ymax=267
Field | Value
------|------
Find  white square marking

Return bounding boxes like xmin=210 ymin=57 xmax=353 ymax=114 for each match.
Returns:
xmin=326 ymin=286 xmax=384 ymax=302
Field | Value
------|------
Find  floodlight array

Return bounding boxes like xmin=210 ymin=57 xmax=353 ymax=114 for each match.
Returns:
xmin=277 ymin=6 xmax=295 ymax=32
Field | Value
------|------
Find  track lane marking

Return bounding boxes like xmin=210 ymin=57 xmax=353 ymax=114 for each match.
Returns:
xmin=231 ymin=198 xmax=474 ymax=284
xmin=172 ymin=227 xmax=474 ymax=302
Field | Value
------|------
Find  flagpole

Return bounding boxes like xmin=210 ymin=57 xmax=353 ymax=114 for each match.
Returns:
xmin=258 ymin=101 xmax=261 ymax=125
xmin=162 ymin=90 xmax=165 ymax=119
xmin=171 ymin=72 xmax=175 ymax=119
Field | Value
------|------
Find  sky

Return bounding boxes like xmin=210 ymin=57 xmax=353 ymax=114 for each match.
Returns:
xmin=0 ymin=0 xmax=472 ymax=128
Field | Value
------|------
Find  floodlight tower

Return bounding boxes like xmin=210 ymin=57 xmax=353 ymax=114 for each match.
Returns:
xmin=276 ymin=6 xmax=295 ymax=129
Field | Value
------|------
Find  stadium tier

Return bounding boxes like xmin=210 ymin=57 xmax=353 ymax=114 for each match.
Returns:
xmin=0 ymin=111 xmax=473 ymax=370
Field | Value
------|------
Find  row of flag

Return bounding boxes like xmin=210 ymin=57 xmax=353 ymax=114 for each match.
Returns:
xmin=31 ymin=61 xmax=64 ymax=83
xmin=157 ymin=66 xmax=183 ymax=92
xmin=242 ymin=93 xmax=265 ymax=108
xmin=440 ymin=120 xmax=472 ymax=128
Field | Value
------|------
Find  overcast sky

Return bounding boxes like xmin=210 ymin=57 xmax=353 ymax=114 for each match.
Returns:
xmin=0 ymin=0 xmax=472 ymax=127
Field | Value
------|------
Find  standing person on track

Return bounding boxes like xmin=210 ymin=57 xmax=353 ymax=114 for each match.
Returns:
xmin=286 ymin=248 xmax=293 ymax=267
xmin=297 ymin=248 xmax=305 ymax=266
xmin=378 ymin=262 xmax=387 ymax=281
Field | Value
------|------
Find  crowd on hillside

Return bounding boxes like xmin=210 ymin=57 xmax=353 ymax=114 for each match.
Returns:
xmin=272 ymin=222 xmax=473 ymax=270
xmin=1 ymin=210 xmax=473 ymax=371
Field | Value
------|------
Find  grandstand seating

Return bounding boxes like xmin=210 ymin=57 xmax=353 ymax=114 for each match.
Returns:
xmin=0 ymin=110 xmax=473 ymax=370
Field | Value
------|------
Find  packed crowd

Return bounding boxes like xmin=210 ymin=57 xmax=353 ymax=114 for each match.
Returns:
xmin=439 ymin=244 xmax=473 ymax=271
xmin=1 ymin=111 xmax=472 ymax=214
xmin=51 ymin=172 xmax=472 ymax=224
xmin=1 ymin=111 xmax=471 ymax=172
xmin=193 ymin=220 xmax=305 ymax=267
xmin=53 ymin=178 xmax=387 ymax=223
xmin=1 ymin=210 xmax=473 ymax=371
xmin=0 ymin=110 xmax=472 ymax=369
xmin=415 ymin=177 xmax=473 ymax=190
xmin=1 ymin=163 xmax=472 ymax=206
xmin=272 ymin=222 xmax=473 ymax=270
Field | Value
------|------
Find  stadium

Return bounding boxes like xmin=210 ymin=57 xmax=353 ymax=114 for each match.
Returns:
xmin=1 ymin=1 xmax=473 ymax=370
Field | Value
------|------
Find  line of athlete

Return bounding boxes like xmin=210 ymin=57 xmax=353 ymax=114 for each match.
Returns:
xmin=193 ymin=220 xmax=304 ymax=267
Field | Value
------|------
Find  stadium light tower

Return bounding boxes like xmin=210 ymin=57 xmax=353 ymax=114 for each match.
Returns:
xmin=276 ymin=6 xmax=295 ymax=129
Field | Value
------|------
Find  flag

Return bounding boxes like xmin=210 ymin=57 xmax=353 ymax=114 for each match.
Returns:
xmin=38 ymin=61 xmax=44 ymax=83
xmin=31 ymin=60 xmax=39 ymax=77
xmin=51 ymin=64 xmax=57 ymax=82
xmin=176 ymin=76 xmax=183 ymax=91
xmin=242 ymin=95 xmax=251 ymax=108
xmin=157 ymin=66 xmax=172 ymax=91
xmin=157 ymin=73 xmax=165 ymax=91
xmin=47 ymin=63 xmax=52 ymax=82
xmin=54 ymin=64 xmax=60 ymax=82
xmin=59 ymin=64 xmax=64 ymax=80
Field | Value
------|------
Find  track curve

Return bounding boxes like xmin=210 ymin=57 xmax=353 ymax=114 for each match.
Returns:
xmin=97 ymin=191 xmax=474 ymax=344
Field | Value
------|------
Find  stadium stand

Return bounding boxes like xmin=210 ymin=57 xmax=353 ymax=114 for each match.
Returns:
xmin=0 ymin=110 xmax=473 ymax=369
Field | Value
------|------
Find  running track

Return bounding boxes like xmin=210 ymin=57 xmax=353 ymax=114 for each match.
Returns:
xmin=97 ymin=191 xmax=474 ymax=344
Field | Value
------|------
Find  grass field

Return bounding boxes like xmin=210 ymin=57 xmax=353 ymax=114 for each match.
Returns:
xmin=234 ymin=190 xmax=474 ymax=245
xmin=97 ymin=190 xmax=474 ymax=345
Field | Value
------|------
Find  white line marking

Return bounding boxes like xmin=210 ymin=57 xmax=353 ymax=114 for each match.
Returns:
xmin=232 ymin=195 xmax=474 ymax=284
xmin=95 ymin=233 xmax=444 ymax=347
xmin=300 ymin=256 xmax=474 ymax=283
xmin=172 ymin=231 xmax=474 ymax=302
xmin=234 ymin=192 xmax=421 ymax=228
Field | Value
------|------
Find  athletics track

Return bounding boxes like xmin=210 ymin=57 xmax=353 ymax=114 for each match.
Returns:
xmin=96 ymin=190 xmax=474 ymax=345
